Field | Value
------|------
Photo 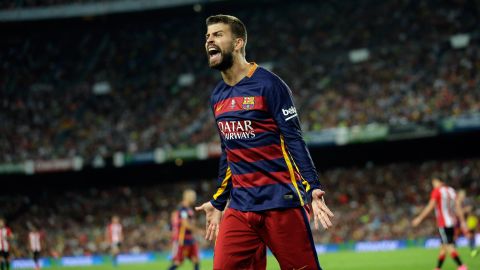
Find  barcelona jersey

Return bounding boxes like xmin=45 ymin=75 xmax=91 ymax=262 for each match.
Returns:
xmin=210 ymin=63 xmax=321 ymax=211
xmin=171 ymin=206 xmax=195 ymax=245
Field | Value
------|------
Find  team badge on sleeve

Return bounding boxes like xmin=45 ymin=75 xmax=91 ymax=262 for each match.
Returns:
xmin=242 ymin=97 xmax=255 ymax=110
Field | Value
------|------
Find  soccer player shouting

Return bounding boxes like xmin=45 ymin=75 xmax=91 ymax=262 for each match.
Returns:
xmin=412 ymin=178 xmax=468 ymax=270
xmin=195 ymin=15 xmax=333 ymax=270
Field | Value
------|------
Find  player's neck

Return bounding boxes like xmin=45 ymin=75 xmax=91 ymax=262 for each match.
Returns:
xmin=221 ymin=57 xmax=250 ymax=86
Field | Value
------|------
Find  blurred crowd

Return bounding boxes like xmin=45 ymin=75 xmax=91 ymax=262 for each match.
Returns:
xmin=0 ymin=0 xmax=118 ymax=9
xmin=314 ymin=159 xmax=480 ymax=244
xmin=1 ymin=0 xmax=480 ymax=163
xmin=1 ymin=159 xmax=479 ymax=258
xmin=1 ymin=180 xmax=213 ymax=258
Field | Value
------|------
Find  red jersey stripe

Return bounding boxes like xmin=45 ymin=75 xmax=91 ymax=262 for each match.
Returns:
xmin=253 ymin=119 xmax=279 ymax=133
xmin=227 ymin=144 xmax=283 ymax=163
xmin=232 ymin=171 xmax=292 ymax=188
xmin=214 ymin=96 xmax=267 ymax=117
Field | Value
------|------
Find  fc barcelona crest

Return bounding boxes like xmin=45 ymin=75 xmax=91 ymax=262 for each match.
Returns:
xmin=242 ymin=97 xmax=255 ymax=110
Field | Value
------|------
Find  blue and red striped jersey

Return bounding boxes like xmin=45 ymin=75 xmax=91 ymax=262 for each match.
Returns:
xmin=171 ymin=206 xmax=195 ymax=245
xmin=210 ymin=63 xmax=321 ymax=212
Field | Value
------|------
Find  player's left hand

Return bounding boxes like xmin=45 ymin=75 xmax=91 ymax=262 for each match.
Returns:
xmin=311 ymin=189 xmax=334 ymax=230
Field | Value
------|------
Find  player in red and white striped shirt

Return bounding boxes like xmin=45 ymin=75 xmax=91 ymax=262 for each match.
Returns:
xmin=105 ymin=216 xmax=123 ymax=267
xmin=29 ymin=226 xmax=42 ymax=270
xmin=0 ymin=218 xmax=13 ymax=270
xmin=412 ymin=178 xmax=468 ymax=270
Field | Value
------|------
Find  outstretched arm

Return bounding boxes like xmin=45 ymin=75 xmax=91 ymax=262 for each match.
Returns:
xmin=195 ymin=140 xmax=230 ymax=241
xmin=265 ymin=76 xmax=333 ymax=230
xmin=455 ymin=196 xmax=468 ymax=234
xmin=412 ymin=199 xmax=436 ymax=227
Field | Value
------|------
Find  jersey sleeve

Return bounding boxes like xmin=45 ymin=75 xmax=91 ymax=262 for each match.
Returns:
xmin=265 ymin=76 xmax=321 ymax=199
xmin=210 ymin=97 xmax=233 ymax=211
xmin=430 ymin=188 xmax=439 ymax=201
xmin=210 ymin=141 xmax=232 ymax=211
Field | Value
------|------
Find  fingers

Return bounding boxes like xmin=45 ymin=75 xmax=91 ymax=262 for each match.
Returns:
xmin=315 ymin=189 xmax=326 ymax=197
xmin=319 ymin=207 xmax=333 ymax=227
xmin=206 ymin=222 xmax=217 ymax=241
xmin=312 ymin=199 xmax=333 ymax=230
xmin=320 ymin=197 xmax=334 ymax=217
xmin=205 ymin=223 xmax=211 ymax=240
xmin=194 ymin=202 xmax=219 ymax=240
xmin=314 ymin=208 xmax=330 ymax=229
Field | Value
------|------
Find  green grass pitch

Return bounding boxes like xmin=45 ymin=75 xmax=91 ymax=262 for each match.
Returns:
xmin=40 ymin=247 xmax=479 ymax=270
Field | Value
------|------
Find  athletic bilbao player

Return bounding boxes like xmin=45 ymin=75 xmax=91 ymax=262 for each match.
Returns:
xmin=28 ymin=226 xmax=42 ymax=270
xmin=105 ymin=216 xmax=123 ymax=267
xmin=412 ymin=178 xmax=468 ymax=270
xmin=0 ymin=218 xmax=13 ymax=270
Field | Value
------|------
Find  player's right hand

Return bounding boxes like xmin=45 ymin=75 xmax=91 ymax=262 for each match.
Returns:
xmin=195 ymin=201 xmax=222 ymax=241
xmin=411 ymin=217 xmax=422 ymax=227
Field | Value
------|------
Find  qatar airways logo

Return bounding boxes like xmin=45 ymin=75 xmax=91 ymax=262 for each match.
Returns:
xmin=282 ymin=106 xmax=298 ymax=121
xmin=218 ymin=120 xmax=256 ymax=140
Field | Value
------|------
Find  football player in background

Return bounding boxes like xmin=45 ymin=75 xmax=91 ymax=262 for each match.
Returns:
xmin=28 ymin=225 xmax=42 ymax=270
xmin=105 ymin=215 xmax=123 ymax=267
xmin=0 ymin=218 xmax=13 ymax=270
xmin=168 ymin=189 xmax=200 ymax=270
xmin=413 ymin=178 xmax=468 ymax=270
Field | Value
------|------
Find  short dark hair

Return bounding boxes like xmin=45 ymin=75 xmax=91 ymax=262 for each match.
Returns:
xmin=206 ymin=14 xmax=247 ymax=55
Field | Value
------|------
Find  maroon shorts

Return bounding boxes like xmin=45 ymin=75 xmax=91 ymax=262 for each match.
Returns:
xmin=213 ymin=207 xmax=321 ymax=270
xmin=172 ymin=242 xmax=199 ymax=263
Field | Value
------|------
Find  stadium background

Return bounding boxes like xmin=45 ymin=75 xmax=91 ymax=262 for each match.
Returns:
xmin=1 ymin=0 xmax=480 ymax=269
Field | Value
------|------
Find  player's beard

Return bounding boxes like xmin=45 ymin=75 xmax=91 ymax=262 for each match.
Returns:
xmin=208 ymin=42 xmax=235 ymax=71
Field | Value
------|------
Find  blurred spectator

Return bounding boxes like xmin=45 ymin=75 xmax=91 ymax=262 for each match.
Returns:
xmin=1 ymin=159 xmax=479 ymax=257
xmin=1 ymin=0 xmax=121 ymax=9
xmin=1 ymin=0 xmax=480 ymax=163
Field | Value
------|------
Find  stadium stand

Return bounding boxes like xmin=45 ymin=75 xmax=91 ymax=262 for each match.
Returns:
xmin=1 ymin=0 xmax=120 ymax=9
xmin=1 ymin=159 xmax=478 ymax=257
xmin=1 ymin=0 xmax=479 ymax=163
xmin=1 ymin=0 xmax=479 ymax=262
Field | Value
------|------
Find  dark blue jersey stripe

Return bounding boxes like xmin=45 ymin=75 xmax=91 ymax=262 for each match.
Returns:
xmin=224 ymin=132 xmax=280 ymax=150
xmin=229 ymin=183 xmax=305 ymax=211
xmin=229 ymin=157 xmax=288 ymax=175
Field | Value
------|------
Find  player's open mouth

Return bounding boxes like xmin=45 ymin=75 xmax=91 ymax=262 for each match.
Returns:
xmin=208 ymin=46 xmax=221 ymax=62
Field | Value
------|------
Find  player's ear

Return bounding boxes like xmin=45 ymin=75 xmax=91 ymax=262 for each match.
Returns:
xmin=235 ymin=38 xmax=244 ymax=52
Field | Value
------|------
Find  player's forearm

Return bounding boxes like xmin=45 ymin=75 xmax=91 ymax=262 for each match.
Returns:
xmin=211 ymin=144 xmax=232 ymax=210
xmin=283 ymin=135 xmax=321 ymax=191
xmin=417 ymin=202 xmax=435 ymax=220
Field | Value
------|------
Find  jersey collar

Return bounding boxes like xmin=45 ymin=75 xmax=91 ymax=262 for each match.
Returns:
xmin=246 ymin=62 xmax=258 ymax=78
